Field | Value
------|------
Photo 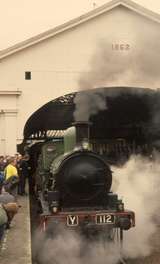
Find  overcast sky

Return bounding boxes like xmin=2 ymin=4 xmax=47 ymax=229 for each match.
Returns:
xmin=1 ymin=0 xmax=160 ymax=50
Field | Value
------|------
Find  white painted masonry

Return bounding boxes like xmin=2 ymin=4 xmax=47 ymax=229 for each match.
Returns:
xmin=0 ymin=0 xmax=160 ymax=154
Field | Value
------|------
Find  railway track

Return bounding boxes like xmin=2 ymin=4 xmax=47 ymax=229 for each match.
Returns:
xmin=33 ymin=260 xmax=128 ymax=264
xmin=119 ymin=257 xmax=128 ymax=264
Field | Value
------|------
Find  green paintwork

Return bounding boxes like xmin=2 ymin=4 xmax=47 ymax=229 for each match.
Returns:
xmin=41 ymin=140 xmax=64 ymax=171
xmin=36 ymin=127 xmax=77 ymax=190
xmin=64 ymin=126 xmax=76 ymax=153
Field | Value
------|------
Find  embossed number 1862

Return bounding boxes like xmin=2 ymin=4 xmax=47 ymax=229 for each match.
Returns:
xmin=112 ymin=44 xmax=130 ymax=51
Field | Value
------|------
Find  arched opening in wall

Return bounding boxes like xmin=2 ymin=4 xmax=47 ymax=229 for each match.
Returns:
xmin=20 ymin=86 xmax=160 ymax=165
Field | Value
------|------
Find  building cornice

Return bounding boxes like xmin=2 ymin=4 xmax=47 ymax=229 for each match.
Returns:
xmin=0 ymin=91 xmax=22 ymax=96
xmin=0 ymin=109 xmax=18 ymax=113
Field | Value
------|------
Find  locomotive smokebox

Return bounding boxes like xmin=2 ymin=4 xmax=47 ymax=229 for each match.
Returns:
xmin=73 ymin=121 xmax=91 ymax=146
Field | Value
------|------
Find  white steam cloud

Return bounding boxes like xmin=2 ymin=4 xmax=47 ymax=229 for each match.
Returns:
xmin=112 ymin=153 xmax=160 ymax=259
xmin=33 ymin=226 xmax=121 ymax=264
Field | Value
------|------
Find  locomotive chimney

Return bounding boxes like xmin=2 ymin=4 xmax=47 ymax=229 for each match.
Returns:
xmin=73 ymin=121 xmax=91 ymax=146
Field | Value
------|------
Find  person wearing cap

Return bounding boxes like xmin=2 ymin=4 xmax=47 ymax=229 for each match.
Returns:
xmin=18 ymin=154 xmax=30 ymax=195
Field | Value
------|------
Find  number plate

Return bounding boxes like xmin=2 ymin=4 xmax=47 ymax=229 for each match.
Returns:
xmin=67 ymin=215 xmax=79 ymax=226
xmin=96 ymin=214 xmax=115 ymax=224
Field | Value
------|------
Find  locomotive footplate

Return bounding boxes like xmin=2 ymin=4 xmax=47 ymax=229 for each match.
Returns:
xmin=40 ymin=210 xmax=135 ymax=230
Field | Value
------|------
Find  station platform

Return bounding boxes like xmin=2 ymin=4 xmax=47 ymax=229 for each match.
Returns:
xmin=0 ymin=195 xmax=32 ymax=264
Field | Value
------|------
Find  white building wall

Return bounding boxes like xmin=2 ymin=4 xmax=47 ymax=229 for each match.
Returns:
xmin=0 ymin=5 xmax=159 ymax=154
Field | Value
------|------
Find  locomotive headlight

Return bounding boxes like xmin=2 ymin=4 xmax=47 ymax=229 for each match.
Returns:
xmin=51 ymin=201 xmax=59 ymax=214
xmin=52 ymin=207 xmax=58 ymax=213
xmin=82 ymin=139 xmax=89 ymax=150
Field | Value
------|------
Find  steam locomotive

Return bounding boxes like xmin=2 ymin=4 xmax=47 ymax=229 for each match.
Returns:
xmin=32 ymin=122 xmax=135 ymax=246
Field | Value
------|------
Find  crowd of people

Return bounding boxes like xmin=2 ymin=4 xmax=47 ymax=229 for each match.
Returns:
xmin=0 ymin=153 xmax=31 ymax=244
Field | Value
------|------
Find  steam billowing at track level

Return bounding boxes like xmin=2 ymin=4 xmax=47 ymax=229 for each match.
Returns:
xmin=33 ymin=225 xmax=121 ymax=264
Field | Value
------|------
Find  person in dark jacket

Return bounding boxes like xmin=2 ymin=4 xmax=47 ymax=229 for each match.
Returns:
xmin=18 ymin=155 xmax=30 ymax=195
xmin=0 ymin=156 xmax=5 ymax=171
